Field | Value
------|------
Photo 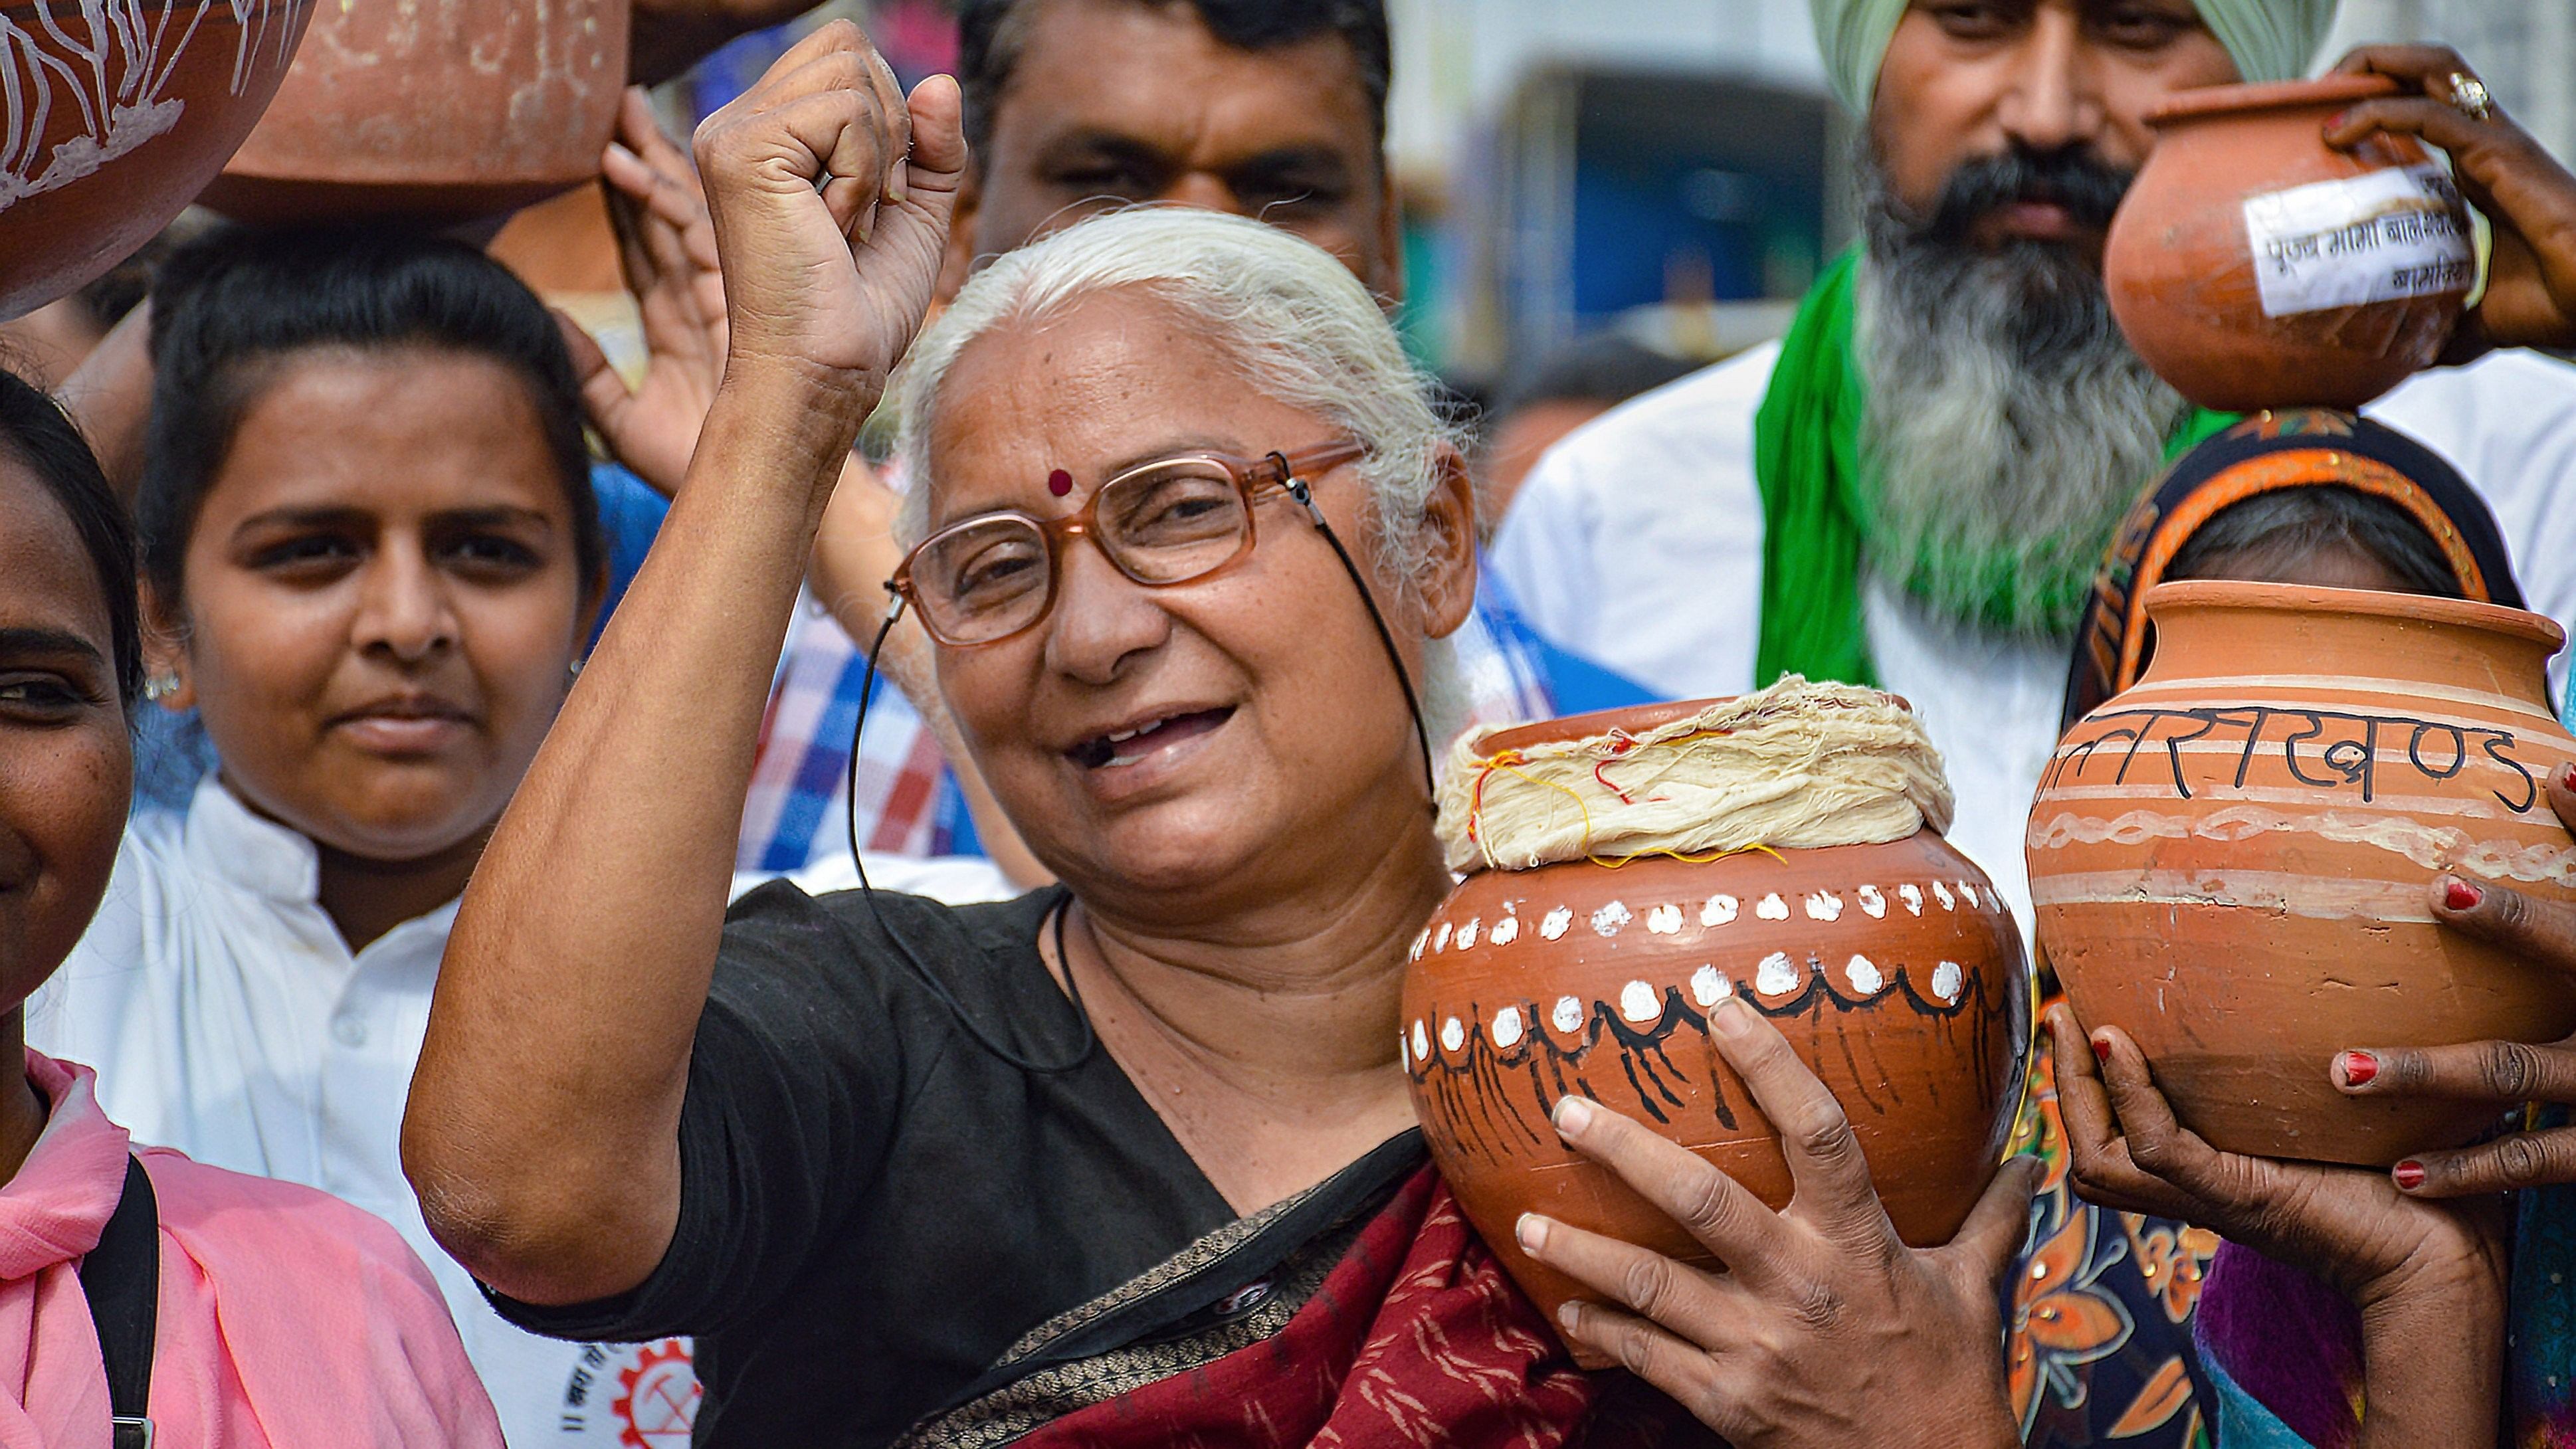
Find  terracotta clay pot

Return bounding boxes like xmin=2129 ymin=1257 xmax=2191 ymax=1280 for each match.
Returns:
xmin=2029 ymin=581 xmax=2576 ymax=1165
xmin=2104 ymin=76 xmax=2474 ymax=413
xmin=1405 ymin=703 xmax=2031 ymax=1361
xmin=202 ymin=0 xmax=629 ymax=225
xmin=0 ymin=0 xmax=314 ymax=320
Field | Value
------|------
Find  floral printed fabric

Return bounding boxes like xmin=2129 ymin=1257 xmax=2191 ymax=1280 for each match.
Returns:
xmin=2509 ymin=1163 xmax=2576 ymax=1446
xmin=2008 ymin=1010 xmax=2221 ymax=1449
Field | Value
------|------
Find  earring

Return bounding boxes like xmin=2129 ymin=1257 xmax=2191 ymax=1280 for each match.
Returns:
xmin=143 ymin=673 xmax=180 ymax=702
xmin=568 ymin=657 xmax=585 ymax=680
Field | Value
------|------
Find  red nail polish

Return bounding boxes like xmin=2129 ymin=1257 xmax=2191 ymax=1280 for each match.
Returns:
xmin=2446 ymin=878 xmax=2484 ymax=912
xmin=2392 ymin=1160 xmax=2427 ymax=1191
xmin=2091 ymin=1036 xmax=2112 ymax=1062
xmin=2559 ymin=761 xmax=2576 ymax=793
xmin=2326 ymin=110 xmax=2349 ymax=130
xmin=2340 ymin=1050 xmax=2379 ymax=1087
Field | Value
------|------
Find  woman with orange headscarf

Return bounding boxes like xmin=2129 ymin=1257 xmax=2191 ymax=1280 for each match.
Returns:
xmin=2044 ymin=408 xmax=2576 ymax=1447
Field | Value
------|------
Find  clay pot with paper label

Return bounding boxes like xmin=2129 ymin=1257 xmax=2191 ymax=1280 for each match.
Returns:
xmin=201 ymin=0 xmax=629 ymax=225
xmin=0 ymin=0 xmax=314 ymax=320
xmin=2105 ymin=75 xmax=2474 ymax=413
xmin=1404 ymin=686 xmax=2031 ymax=1365
xmin=2028 ymin=580 xmax=2576 ymax=1166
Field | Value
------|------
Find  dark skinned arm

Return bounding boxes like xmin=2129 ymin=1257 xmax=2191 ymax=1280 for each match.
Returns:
xmin=2329 ymin=45 xmax=2576 ymax=360
xmin=2331 ymin=766 xmax=2576 ymax=1196
xmin=2050 ymin=1005 xmax=2508 ymax=1447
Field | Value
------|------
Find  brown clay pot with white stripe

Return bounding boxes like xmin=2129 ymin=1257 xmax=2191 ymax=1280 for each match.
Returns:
xmin=2029 ymin=579 xmax=2576 ymax=1166
xmin=1404 ymin=688 xmax=2031 ymax=1362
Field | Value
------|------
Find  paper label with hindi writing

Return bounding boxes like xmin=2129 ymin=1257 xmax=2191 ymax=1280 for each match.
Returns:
xmin=2240 ymin=163 xmax=2473 ymax=318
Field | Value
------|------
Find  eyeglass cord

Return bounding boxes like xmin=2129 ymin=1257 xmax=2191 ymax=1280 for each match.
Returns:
xmin=839 ymin=454 xmax=1434 ymax=1076
xmin=846 ymin=606 xmax=1100 ymax=1076
xmin=1272 ymin=456 xmax=1437 ymax=798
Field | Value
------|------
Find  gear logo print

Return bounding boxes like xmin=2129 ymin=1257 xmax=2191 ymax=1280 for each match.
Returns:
xmin=611 ymin=1339 xmax=700 ymax=1448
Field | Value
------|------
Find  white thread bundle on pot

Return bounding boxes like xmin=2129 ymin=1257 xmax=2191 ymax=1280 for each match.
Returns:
xmin=1437 ymin=677 xmax=1957 ymax=874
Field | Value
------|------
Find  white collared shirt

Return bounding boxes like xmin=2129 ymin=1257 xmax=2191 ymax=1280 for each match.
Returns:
xmin=29 ymin=777 xmax=1016 ymax=1447
xmin=1494 ymin=346 xmax=2576 ymax=935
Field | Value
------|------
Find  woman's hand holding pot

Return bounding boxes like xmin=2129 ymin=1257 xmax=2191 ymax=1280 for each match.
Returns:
xmin=2048 ymin=1003 xmax=2508 ymax=1447
xmin=1514 ymin=995 xmax=2035 ymax=1449
xmin=2328 ymin=45 xmax=2576 ymax=359
xmin=2334 ymin=763 xmax=2576 ymax=1196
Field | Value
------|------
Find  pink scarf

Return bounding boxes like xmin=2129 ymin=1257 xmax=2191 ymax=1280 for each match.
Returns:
xmin=0 ymin=1050 xmax=501 ymax=1448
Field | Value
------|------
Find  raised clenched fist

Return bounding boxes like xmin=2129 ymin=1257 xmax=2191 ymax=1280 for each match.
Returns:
xmin=692 ymin=20 xmax=965 ymax=420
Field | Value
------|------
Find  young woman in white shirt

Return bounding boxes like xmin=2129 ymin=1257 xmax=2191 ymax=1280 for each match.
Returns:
xmin=0 ymin=362 xmax=502 ymax=1446
xmin=35 ymin=216 xmax=1017 ymax=1445
xmin=27 ymin=224 xmax=672 ymax=1448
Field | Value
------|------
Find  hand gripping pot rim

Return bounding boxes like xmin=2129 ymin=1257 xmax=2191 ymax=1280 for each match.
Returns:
xmin=1411 ymin=681 xmax=2031 ymax=1363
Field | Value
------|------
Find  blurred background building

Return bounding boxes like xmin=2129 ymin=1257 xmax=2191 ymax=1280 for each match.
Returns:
xmin=583 ymin=0 xmax=2576 ymax=391
xmin=1372 ymin=0 xmax=2576 ymax=383
xmin=7 ymin=0 xmax=2568 ymax=405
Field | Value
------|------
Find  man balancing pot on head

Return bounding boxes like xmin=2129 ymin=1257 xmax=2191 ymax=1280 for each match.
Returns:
xmin=1494 ymin=0 xmax=2576 ymax=930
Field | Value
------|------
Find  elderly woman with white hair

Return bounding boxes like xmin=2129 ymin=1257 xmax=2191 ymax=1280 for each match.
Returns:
xmin=399 ymin=26 xmax=2056 ymax=1448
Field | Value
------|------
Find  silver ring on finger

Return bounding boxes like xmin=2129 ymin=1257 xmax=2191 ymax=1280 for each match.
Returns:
xmin=2446 ymin=72 xmax=2496 ymax=122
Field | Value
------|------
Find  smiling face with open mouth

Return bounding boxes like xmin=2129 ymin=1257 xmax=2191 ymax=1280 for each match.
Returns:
xmin=155 ymin=347 xmax=596 ymax=866
xmin=920 ymin=290 xmax=1474 ymax=905
xmin=1064 ymin=708 xmax=1235 ymax=774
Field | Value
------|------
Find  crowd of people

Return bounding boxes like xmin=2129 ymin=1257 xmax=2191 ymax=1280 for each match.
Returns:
xmin=4 ymin=0 xmax=2576 ymax=1445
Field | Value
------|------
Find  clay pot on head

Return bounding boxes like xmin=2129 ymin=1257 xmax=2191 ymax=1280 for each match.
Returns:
xmin=201 ymin=0 xmax=629 ymax=226
xmin=2104 ymin=76 xmax=2474 ymax=413
xmin=2029 ymin=581 xmax=2576 ymax=1165
xmin=1407 ymin=692 xmax=2031 ymax=1363
xmin=0 ymin=0 xmax=314 ymax=320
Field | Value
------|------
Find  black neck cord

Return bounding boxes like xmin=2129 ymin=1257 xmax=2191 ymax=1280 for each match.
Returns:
xmin=845 ymin=608 xmax=1100 ymax=1075
xmin=1304 ymin=511 xmax=1437 ymax=797
xmin=1273 ymin=456 xmax=1437 ymax=799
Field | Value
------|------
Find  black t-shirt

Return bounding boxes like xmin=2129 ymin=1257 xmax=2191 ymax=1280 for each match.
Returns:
xmin=493 ymin=883 xmax=1239 ymax=1447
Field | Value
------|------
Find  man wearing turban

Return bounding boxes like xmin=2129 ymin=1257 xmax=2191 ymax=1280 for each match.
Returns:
xmin=1495 ymin=6 xmax=2576 ymax=1444
xmin=1493 ymin=0 xmax=2576 ymax=923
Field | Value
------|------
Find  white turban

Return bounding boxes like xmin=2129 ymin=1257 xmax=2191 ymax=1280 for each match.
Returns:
xmin=1812 ymin=0 xmax=2341 ymax=116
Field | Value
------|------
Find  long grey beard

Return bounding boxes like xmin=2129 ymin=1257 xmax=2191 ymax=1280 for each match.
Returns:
xmin=1855 ymin=175 xmax=2191 ymax=638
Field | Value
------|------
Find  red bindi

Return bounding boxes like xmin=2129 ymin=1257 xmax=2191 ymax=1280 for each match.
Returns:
xmin=1047 ymin=468 xmax=1074 ymax=498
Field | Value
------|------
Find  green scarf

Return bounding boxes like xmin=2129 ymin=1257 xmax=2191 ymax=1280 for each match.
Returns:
xmin=1749 ymin=248 xmax=2236 ymax=688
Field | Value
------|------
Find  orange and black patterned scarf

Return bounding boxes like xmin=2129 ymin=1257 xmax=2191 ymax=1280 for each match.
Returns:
xmin=2017 ymin=407 xmax=2529 ymax=1449
xmin=2060 ymin=407 xmax=2526 ymax=735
